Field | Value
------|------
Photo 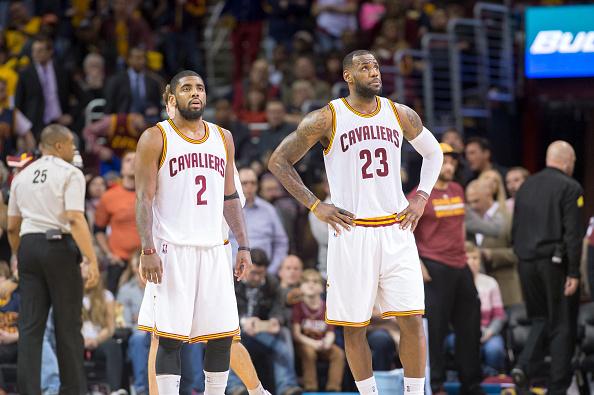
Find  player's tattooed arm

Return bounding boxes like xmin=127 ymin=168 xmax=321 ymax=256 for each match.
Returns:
xmin=135 ymin=126 xmax=164 ymax=283
xmin=396 ymin=103 xmax=424 ymax=141
xmin=269 ymin=107 xmax=354 ymax=234
xmin=268 ymin=106 xmax=333 ymax=208
xmin=135 ymin=126 xmax=162 ymax=250
xmin=221 ymin=128 xmax=252 ymax=281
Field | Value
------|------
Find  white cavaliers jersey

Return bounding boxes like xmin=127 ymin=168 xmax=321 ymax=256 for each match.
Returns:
xmin=323 ymin=96 xmax=408 ymax=219
xmin=153 ymin=119 xmax=228 ymax=246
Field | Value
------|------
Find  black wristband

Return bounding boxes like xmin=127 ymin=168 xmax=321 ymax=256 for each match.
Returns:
xmin=238 ymin=246 xmax=251 ymax=252
xmin=224 ymin=191 xmax=240 ymax=201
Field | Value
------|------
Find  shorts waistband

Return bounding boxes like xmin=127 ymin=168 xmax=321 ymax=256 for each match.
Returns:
xmin=353 ymin=213 xmax=403 ymax=228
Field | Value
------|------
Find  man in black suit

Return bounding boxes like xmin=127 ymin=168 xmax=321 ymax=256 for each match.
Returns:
xmin=15 ymin=37 xmax=74 ymax=137
xmin=103 ymin=46 xmax=161 ymax=121
xmin=511 ymin=140 xmax=583 ymax=395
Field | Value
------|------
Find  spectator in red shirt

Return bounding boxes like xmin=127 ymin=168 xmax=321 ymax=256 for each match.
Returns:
xmin=292 ymin=269 xmax=344 ymax=392
xmin=94 ymin=151 xmax=141 ymax=295
xmin=411 ymin=143 xmax=483 ymax=394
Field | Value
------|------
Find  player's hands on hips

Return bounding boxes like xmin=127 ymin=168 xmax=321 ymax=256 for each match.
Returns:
xmin=397 ymin=193 xmax=428 ymax=231
xmin=313 ymin=202 xmax=355 ymax=235
xmin=235 ymin=250 xmax=252 ymax=281
xmin=140 ymin=253 xmax=163 ymax=284
xmin=564 ymin=276 xmax=579 ymax=296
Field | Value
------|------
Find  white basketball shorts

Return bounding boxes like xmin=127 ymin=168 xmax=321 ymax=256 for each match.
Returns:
xmin=138 ymin=239 xmax=240 ymax=342
xmin=325 ymin=216 xmax=425 ymax=327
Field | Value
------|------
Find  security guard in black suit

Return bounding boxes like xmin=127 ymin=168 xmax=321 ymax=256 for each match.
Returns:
xmin=6 ymin=125 xmax=99 ymax=394
xmin=511 ymin=140 xmax=584 ymax=395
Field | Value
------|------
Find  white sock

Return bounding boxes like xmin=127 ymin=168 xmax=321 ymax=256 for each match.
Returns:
xmin=156 ymin=374 xmax=181 ymax=395
xmin=204 ymin=370 xmax=229 ymax=395
xmin=355 ymin=376 xmax=379 ymax=395
xmin=248 ymin=382 xmax=267 ymax=395
xmin=404 ymin=377 xmax=425 ymax=394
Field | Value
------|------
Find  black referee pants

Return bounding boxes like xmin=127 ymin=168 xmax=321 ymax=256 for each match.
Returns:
xmin=423 ymin=258 xmax=483 ymax=394
xmin=17 ymin=234 xmax=86 ymax=395
xmin=517 ymin=259 xmax=579 ymax=395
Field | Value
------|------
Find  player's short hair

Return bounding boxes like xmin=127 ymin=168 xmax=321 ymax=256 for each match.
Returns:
xmin=465 ymin=136 xmax=491 ymax=152
xmin=169 ymin=70 xmax=203 ymax=94
xmin=250 ymin=248 xmax=270 ymax=268
xmin=343 ymin=49 xmax=374 ymax=71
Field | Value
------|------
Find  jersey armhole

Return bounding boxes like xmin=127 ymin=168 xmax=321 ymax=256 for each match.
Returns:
xmin=156 ymin=123 xmax=167 ymax=169
xmin=216 ymin=125 xmax=229 ymax=163
xmin=323 ymin=102 xmax=337 ymax=156
xmin=388 ymin=99 xmax=405 ymax=132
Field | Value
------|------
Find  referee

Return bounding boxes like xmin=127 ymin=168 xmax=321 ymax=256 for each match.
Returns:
xmin=511 ymin=140 xmax=583 ymax=395
xmin=6 ymin=125 xmax=99 ymax=394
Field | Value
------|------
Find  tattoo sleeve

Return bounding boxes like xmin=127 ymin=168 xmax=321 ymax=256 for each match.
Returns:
xmin=268 ymin=106 xmax=332 ymax=208
xmin=222 ymin=128 xmax=249 ymax=247
xmin=135 ymin=127 xmax=161 ymax=249
xmin=397 ymin=104 xmax=424 ymax=141
xmin=224 ymin=199 xmax=249 ymax=247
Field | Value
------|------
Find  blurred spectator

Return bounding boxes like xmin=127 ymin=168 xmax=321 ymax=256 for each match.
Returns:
xmin=292 ymin=269 xmax=344 ymax=392
xmin=4 ymin=2 xmax=42 ymax=58
xmin=291 ymin=30 xmax=315 ymax=57
xmin=441 ymin=128 xmax=472 ymax=186
xmin=464 ymin=137 xmax=507 ymax=183
xmin=223 ymin=0 xmax=267 ymax=84
xmin=0 ymin=263 xmax=18 ymax=393
xmin=312 ymin=0 xmax=357 ymax=53
xmin=99 ymin=0 xmax=155 ymax=70
xmin=466 ymin=180 xmax=522 ymax=306
xmin=259 ymin=174 xmax=300 ymax=250
xmin=103 ymin=47 xmax=161 ymax=121
xmin=260 ymin=100 xmax=295 ymax=157
xmin=269 ymin=44 xmax=290 ymax=88
xmin=367 ymin=307 xmax=399 ymax=371
xmin=213 ymin=98 xmax=250 ymax=146
xmin=0 ymin=78 xmax=35 ymax=158
xmin=428 ymin=8 xmax=448 ymax=33
xmin=447 ymin=243 xmax=506 ymax=377
xmin=81 ymin=271 xmax=126 ymax=394
xmin=289 ymin=56 xmax=331 ymax=103
xmin=359 ymin=0 xmax=386 ymax=34
xmin=85 ymin=174 xmax=107 ymax=230
xmin=162 ymin=0 xmax=207 ymax=77
xmin=279 ymin=254 xmax=304 ymax=325
xmin=72 ymin=53 xmax=107 ymax=133
xmin=321 ymin=51 xmax=344 ymax=86
xmin=83 ymin=113 xmax=146 ymax=162
xmin=237 ymin=87 xmax=267 ymax=124
xmin=511 ymin=141 xmax=582 ymax=395
xmin=94 ymin=151 xmax=141 ymax=295
xmin=15 ymin=36 xmax=74 ymax=137
xmin=0 ymin=50 xmax=18 ymax=107
xmin=229 ymin=248 xmax=301 ymax=395
xmin=267 ymin=0 xmax=312 ymax=50
xmin=412 ymin=143 xmax=482 ymax=394
xmin=478 ymin=169 xmax=509 ymax=218
xmin=231 ymin=168 xmax=288 ymax=274
xmin=308 ymin=173 xmax=330 ymax=276
xmin=504 ymin=166 xmax=529 ymax=212
xmin=286 ymin=80 xmax=315 ymax=124
xmin=117 ymin=252 xmax=149 ymax=395
xmin=234 ymin=59 xmax=280 ymax=116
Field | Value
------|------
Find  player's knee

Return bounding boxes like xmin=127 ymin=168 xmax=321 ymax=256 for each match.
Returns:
xmin=204 ymin=336 xmax=233 ymax=372
xmin=156 ymin=337 xmax=183 ymax=375
xmin=343 ymin=326 xmax=367 ymax=342
xmin=398 ymin=314 xmax=424 ymax=336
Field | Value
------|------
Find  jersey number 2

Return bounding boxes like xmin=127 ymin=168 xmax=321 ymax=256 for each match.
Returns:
xmin=195 ymin=175 xmax=207 ymax=205
xmin=360 ymin=148 xmax=389 ymax=179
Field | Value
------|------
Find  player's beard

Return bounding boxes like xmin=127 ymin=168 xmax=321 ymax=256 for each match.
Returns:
xmin=354 ymin=79 xmax=382 ymax=99
xmin=176 ymin=98 xmax=204 ymax=120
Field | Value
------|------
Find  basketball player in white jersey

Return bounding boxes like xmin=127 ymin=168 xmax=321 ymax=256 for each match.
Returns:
xmin=269 ymin=50 xmax=443 ymax=395
xmin=135 ymin=70 xmax=252 ymax=395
